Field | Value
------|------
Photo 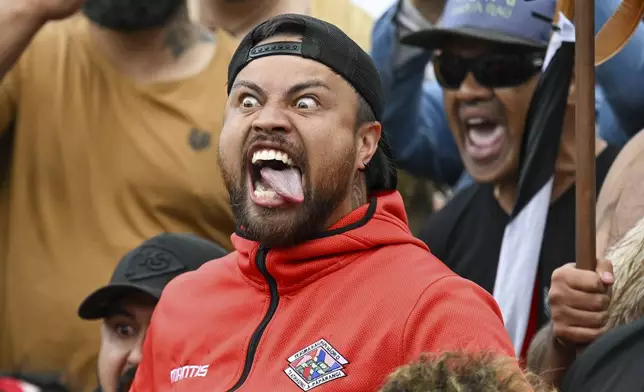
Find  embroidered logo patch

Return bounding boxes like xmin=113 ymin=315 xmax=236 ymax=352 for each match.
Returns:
xmin=284 ymin=339 xmax=349 ymax=391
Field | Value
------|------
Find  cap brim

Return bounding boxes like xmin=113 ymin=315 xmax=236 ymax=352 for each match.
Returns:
xmin=78 ymin=284 xmax=162 ymax=320
xmin=401 ymin=27 xmax=547 ymax=51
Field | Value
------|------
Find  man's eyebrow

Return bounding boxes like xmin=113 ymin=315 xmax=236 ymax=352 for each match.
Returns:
xmin=230 ymin=80 xmax=266 ymax=98
xmin=286 ymin=80 xmax=330 ymax=97
xmin=104 ymin=304 xmax=135 ymax=320
xmin=230 ymin=79 xmax=330 ymax=99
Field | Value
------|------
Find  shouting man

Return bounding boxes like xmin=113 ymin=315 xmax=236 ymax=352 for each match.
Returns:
xmin=130 ymin=14 xmax=517 ymax=392
xmin=405 ymin=0 xmax=620 ymax=357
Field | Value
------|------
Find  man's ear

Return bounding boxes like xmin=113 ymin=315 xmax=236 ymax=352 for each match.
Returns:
xmin=355 ymin=121 xmax=381 ymax=171
xmin=567 ymin=71 xmax=576 ymax=106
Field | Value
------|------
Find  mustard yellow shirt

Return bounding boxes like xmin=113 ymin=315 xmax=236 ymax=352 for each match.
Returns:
xmin=0 ymin=15 xmax=237 ymax=390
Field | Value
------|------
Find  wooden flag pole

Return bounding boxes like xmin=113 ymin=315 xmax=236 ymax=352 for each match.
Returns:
xmin=574 ymin=0 xmax=596 ymax=272
xmin=557 ymin=0 xmax=644 ymax=271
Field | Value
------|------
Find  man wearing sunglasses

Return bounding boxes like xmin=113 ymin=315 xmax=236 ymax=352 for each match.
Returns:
xmin=371 ymin=0 xmax=644 ymax=192
xmin=399 ymin=0 xmax=621 ymax=359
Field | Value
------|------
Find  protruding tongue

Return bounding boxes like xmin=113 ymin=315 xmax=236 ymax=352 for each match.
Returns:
xmin=260 ymin=167 xmax=304 ymax=203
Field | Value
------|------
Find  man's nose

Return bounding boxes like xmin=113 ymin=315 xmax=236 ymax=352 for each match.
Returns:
xmin=251 ymin=105 xmax=292 ymax=134
xmin=126 ymin=337 xmax=144 ymax=366
xmin=454 ymin=73 xmax=494 ymax=102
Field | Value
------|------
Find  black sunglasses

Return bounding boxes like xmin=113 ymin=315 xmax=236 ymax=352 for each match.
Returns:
xmin=433 ymin=51 xmax=545 ymax=90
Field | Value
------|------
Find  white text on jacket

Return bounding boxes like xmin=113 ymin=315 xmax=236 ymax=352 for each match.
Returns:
xmin=170 ymin=365 xmax=209 ymax=384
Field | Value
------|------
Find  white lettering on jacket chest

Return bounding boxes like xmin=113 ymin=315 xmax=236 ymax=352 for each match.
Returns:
xmin=170 ymin=364 xmax=209 ymax=384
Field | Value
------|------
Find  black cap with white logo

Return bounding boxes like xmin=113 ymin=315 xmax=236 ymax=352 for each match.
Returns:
xmin=78 ymin=233 xmax=228 ymax=320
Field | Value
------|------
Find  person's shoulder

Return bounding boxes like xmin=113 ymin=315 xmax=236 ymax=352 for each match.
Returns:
xmin=560 ymin=316 xmax=644 ymax=392
xmin=31 ymin=13 xmax=86 ymax=48
xmin=597 ymin=134 xmax=644 ymax=254
xmin=595 ymin=141 xmax=622 ymax=186
xmin=18 ymin=14 xmax=86 ymax=69
xmin=369 ymin=247 xmax=478 ymax=315
xmin=160 ymin=252 xmax=238 ymax=299
xmin=419 ymin=273 xmax=501 ymax=316
xmin=419 ymin=183 xmax=485 ymax=250
xmin=604 ymin=132 xmax=644 ymax=177
xmin=401 ymin=271 xmax=515 ymax=356
xmin=310 ymin=0 xmax=373 ymax=50
xmin=151 ymin=253 xmax=237 ymax=328
xmin=212 ymin=27 xmax=239 ymax=56
xmin=429 ymin=184 xmax=483 ymax=223
xmin=370 ymin=239 xmax=460 ymax=293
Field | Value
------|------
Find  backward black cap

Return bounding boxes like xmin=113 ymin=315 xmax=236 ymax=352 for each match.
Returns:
xmin=227 ymin=13 xmax=397 ymax=191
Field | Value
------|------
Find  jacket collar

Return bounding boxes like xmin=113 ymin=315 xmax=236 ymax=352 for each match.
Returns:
xmin=232 ymin=191 xmax=428 ymax=294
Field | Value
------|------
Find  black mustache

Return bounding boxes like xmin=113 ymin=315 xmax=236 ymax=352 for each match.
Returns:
xmin=243 ymin=134 xmax=306 ymax=169
xmin=244 ymin=134 xmax=295 ymax=151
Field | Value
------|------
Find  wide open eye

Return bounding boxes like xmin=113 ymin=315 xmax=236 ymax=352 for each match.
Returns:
xmin=241 ymin=95 xmax=260 ymax=108
xmin=115 ymin=324 xmax=136 ymax=338
xmin=294 ymin=96 xmax=319 ymax=110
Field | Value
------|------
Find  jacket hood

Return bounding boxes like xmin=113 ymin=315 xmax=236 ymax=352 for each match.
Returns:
xmin=231 ymin=191 xmax=429 ymax=293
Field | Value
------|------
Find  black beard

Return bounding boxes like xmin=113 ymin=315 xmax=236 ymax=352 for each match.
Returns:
xmin=83 ymin=0 xmax=184 ymax=32
xmin=221 ymin=137 xmax=356 ymax=248
xmin=229 ymin=181 xmax=345 ymax=248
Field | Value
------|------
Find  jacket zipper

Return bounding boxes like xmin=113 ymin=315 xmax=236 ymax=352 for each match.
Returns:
xmin=228 ymin=246 xmax=279 ymax=391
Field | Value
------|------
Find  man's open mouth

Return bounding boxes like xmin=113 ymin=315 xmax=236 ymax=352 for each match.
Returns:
xmin=462 ymin=116 xmax=506 ymax=161
xmin=248 ymin=148 xmax=304 ymax=206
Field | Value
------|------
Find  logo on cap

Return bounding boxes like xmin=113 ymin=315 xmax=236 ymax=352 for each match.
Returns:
xmin=124 ymin=246 xmax=186 ymax=281
xmin=450 ymin=0 xmax=516 ymax=20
